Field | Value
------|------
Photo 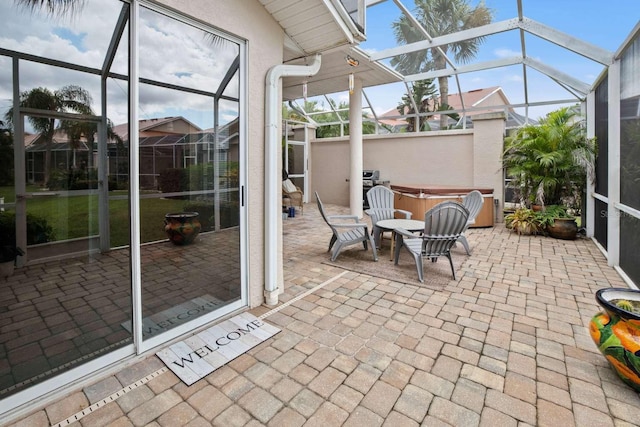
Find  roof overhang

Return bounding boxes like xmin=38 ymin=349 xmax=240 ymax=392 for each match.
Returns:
xmin=282 ymin=46 xmax=403 ymax=100
xmin=259 ymin=0 xmax=366 ymax=61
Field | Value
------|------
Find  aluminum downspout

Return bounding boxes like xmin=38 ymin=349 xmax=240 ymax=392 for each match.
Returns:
xmin=264 ymin=54 xmax=321 ymax=306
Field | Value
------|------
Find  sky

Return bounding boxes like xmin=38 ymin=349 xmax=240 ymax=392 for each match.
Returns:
xmin=0 ymin=0 xmax=638 ymax=129
xmin=0 ymin=0 xmax=240 ymax=132
xmin=321 ymin=0 xmax=640 ymax=121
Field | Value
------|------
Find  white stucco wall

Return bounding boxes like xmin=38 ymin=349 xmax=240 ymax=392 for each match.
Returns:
xmin=472 ymin=113 xmax=507 ymax=222
xmin=311 ymin=117 xmax=505 ymax=218
xmin=158 ymin=0 xmax=284 ymax=307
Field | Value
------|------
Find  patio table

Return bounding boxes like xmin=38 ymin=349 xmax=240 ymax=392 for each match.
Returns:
xmin=376 ymin=218 xmax=425 ymax=260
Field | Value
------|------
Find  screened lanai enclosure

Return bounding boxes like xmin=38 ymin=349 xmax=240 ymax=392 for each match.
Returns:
xmin=277 ymin=0 xmax=640 ymax=290
xmin=0 ymin=0 xmax=247 ymax=401
xmin=0 ymin=0 xmax=640 ymax=420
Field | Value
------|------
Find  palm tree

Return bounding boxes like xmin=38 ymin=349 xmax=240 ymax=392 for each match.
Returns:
xmin=397 ymin=79 xmax=438 ymax=132
xmin=61 ymin=117 xmax=123 ymax=172
xmin=14 ymin=0 xmax=82 ymax=16
xmin=392 ymin=0 xmax=493 ymax=129
xmin=503 ymin=107 xmax=596 ymax=208
xmin=0 ymin=121 xmax=14 ymax=186
xmin=4 ymin=85 xmax=94 ymax=186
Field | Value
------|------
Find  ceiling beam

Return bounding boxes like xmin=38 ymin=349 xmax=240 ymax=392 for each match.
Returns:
xmin=369 ymin=16 xmax=613 ymax=67
xmin=370 ymin=18 xmax=520 ymax=61
xmin=402 ymin=54 xmax=590 ymax=97
xmin=519 ymin=17 xmax=613 ymax=65
xmin=404 ymin=57 xmax=523 ymax=81
xmin=523 ymin=58 xmax=590 ymax=95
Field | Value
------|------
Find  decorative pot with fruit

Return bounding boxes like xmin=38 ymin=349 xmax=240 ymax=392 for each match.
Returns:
xmin=590 ymin=288 xmax=640 ymax=391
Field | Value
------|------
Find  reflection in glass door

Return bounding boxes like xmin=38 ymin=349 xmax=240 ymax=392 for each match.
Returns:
xmin=0 ymin=108 xmax=133 ymax=398
xmin=137 ymin=5 xmax=244 ymax=345
xmin=284 ymin=122 xmax=309 ymax=202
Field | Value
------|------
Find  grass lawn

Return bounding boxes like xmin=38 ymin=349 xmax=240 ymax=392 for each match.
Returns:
xmin=0 ymin=187 xmax=186 ymax=247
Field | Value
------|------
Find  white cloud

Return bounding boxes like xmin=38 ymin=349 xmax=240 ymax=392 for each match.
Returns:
xmin=0 ymin=0 xmax=240 ymax=130
xmin=494 ymin=48 xmax=520 ymax=58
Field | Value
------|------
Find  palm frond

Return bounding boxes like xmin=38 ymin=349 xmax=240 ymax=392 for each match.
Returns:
xmin=16 ymin=0 xmax=84 ymax=17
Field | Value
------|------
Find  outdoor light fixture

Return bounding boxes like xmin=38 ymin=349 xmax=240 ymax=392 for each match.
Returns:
xmin=345 ymin=55 xmax=359 ymax=67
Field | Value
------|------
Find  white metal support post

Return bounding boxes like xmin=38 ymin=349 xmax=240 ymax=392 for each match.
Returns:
xmin=129 ymin=0 xmax=143 ymax=353
xmin=349 ymin=76 xmax=363 ymax=218
xmin=12 ymin=57 xmax=26 ymax=267
xmin=607 ymin=60 xmax=621 ymax=267
xmin=586 ymin=91 xmax=596 ymax=238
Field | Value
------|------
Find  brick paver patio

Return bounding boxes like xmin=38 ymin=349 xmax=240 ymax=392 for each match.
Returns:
xmin=7 ymin=201 xmax=640 ymax=426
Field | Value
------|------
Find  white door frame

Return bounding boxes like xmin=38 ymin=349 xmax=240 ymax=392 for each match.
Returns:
xmin=284 ymin=121 xmax=309 ymax=203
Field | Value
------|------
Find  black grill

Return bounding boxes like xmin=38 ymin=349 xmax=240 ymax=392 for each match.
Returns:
xmin=363 ymin=170 xmax=387 ymax=209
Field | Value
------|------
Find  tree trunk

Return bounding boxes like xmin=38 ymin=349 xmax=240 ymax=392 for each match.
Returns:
xmin=434 ymin=53 xmax=449 ymax=130
xmin=43 ymin=118 xmax=55 ymax=187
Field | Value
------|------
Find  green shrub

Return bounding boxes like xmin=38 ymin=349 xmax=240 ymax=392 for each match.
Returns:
xmin=182 ymin=201 xmax=214 ymax=231
xmin=0 ymin=211 xmax=55 ymax=245
xmin=159 ymin=164 xmax=236 ymax=194
xmin=0 ymin=130 xmax=13 ymax=186
xmin=534 ymin=205 xmax=572 ymax=227
xmin=182 ymin=199 xmax=239 ymax=230
xmin=108 ymin=179 xmax=128 ymax=191
xmin=48 ymin=168 xmax=99 ymax=190
xmin=158 ymin=168 xmax=185 ymax=193
xmin=504 ymin=208 xmax=543 ymax=235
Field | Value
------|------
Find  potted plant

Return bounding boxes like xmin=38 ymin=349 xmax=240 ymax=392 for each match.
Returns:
xmin=535 ymin=205 xmax=579 ymax=240
xmin=504 ymin=208 xmax=543 ymax=235
xmin=0 ymin=245 xmax=24 ymax=277
xmin=590 ymin=288 xmax=640 ymax=391
xmin=164 ymin=212 xmax=201 ymax=245
xmin=503 ymin=106 xmax=596 ymax=214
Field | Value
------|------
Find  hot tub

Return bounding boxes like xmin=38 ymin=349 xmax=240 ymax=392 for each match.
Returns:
xmin=391 ymin=184 xmax=494 ymax=227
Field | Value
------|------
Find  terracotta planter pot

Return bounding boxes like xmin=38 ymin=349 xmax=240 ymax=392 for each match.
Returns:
xmin=546 ymin=217 xmax=578 ymax=240
xmin=590 ymin=288 xmax=640 ymax=391
xmin=164 ymin=212 xmax=201 ymax=245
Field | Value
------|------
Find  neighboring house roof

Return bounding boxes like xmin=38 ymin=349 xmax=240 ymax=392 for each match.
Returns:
xmin=23 ymin=132 xmax=38 ymax=147
xmin=378 ymin=86 xmax=512 ymax=128
xmin=111 ymin=116 xmax=202 ymax=141
xmin=445 ymin=86 xmax=514 ymax=115
xmin=376 ymin=108 xmax=408 ymax=131
xmin=25 ymin=116 xmax=203 ymax=148
xmin=24 ymin=117 xmax=235 ymax=151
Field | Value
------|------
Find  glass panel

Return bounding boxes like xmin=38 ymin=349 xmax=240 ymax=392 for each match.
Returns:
xmin=138 ymin=6 xmax=241 ymax=340
xmin=620 ymin=35 xmax=640 ymax=210
xmin=338 ymin=0 xmax=364 ymax=32
xmin=2 ymin=114 xmax=132 ymax=397
xmin=107 ymin=78 xmax=131 ymax=249
xmin=288 ymin=144 xmax=305 ymax=176
xmin=594 ymin=198 xmax=608 ymax=250
xmin=139 ymin=8 xmax=239 ymax=93
xmin=595 ymin=77 xmax=608 ymax=196
xmin=0 ymin=0 xmax=131 ymax=398
xmin=0 ymin=1 xmax=125 ymax=70
xmin=620 ymin=212 xmax=640 ymax=284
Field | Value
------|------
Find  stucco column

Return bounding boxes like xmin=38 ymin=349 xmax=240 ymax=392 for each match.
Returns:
xmin=349 ymin=76 xmax=363 ymax=218
xmin=472 ymin=112 xmax=506 ymax=222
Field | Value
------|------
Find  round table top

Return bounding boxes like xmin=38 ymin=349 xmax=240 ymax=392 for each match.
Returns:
xmin=376 ymin=218 xmax=425 ymax=231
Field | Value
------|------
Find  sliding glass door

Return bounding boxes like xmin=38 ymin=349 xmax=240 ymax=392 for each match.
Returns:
xmin=0 ymin=0 xmax=246 ymax=406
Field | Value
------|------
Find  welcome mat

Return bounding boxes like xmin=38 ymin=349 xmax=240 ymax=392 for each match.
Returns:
xmin=122 ymin=295 xmax=226 ymax=339
xmin=322 ymin=244 xmax=466 ymax=290
xmin=156 ymin=312 xmax=280 ymax=385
